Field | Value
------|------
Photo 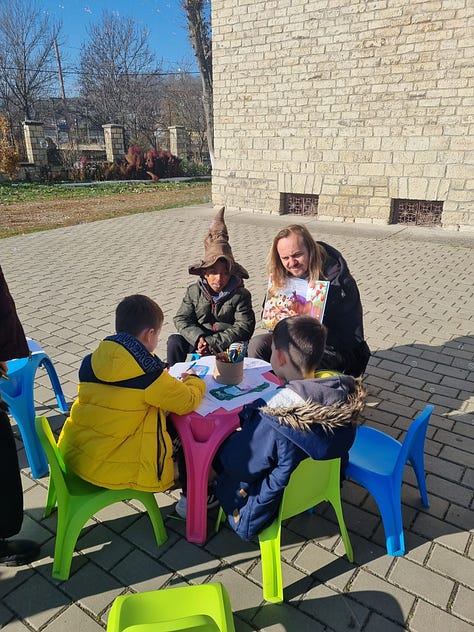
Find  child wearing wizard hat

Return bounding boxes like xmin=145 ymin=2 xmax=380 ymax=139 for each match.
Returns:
xmin=166 ymin=207 xmax=256 ymax=365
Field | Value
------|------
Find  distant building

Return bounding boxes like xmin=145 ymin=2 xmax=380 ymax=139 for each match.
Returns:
xmin=212 ymin=0 xmax=473 ymax=231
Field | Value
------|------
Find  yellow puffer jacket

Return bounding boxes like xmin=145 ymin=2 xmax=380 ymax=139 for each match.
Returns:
xmin=58 ymin=335 xmax=205 ymax=492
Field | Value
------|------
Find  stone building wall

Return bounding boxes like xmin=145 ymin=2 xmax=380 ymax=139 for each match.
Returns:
xmin=212 ymin=0 xmax=474 ymax=230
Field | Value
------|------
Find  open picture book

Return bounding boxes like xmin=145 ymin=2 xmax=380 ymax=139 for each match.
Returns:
xmin=262 ymin=275 xmax=330 ymax=330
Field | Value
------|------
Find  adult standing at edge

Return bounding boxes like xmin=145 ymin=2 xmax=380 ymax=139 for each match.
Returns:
xmin=0 ymin=265 xmax=40 ymax=565
xmin=248 ymin=224 xmax=371 ymax=377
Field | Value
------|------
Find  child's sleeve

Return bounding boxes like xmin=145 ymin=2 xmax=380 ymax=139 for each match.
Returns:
xmin=205 ymin=289 xmax=256 ymax=352
xmin=145 ymin=370 xmax=206 ymax=415
xmin=173 ymin=286 xmax=209 ymax=347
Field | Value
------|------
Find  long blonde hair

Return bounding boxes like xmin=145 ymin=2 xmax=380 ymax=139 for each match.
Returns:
xmin=268 ymin=225 xmax=327 ymax=287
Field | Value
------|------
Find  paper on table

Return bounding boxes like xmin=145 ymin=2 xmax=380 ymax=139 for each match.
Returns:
xmin=168 ymin=356 xmax=281 ymax=416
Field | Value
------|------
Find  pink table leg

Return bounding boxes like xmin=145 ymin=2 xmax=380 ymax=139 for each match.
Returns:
xmin=171 ymin=411 xmax=240 ymax=544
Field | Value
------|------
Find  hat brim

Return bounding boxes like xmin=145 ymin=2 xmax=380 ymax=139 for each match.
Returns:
xmin=189 ymin=255 xmax=249 ymax=279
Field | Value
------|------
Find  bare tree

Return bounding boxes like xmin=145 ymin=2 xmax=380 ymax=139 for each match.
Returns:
xmin=181 ymin=0 xmax=213 ymax=167
xmin=79 ymin=11 xmax=162 ymax=147
xmin=0 ymin=0 xmax=60 ymax=121
xmin=159 ymin=72 xmax=208 ymax=161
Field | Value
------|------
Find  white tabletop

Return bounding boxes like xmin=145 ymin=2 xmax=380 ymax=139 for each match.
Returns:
xmin=168 ymin=356 xmax=281 ymax=416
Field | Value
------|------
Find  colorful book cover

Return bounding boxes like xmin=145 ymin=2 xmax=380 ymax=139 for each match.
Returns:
xmin=261 ymin=275 xmax=330 ymax=330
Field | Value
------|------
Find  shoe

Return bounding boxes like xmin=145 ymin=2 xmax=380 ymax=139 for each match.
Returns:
xmin=206 ymin=492 xmax=219 ymax=510
xmin=175 ymin=493 xmax=187 ymax=518
xmin=0 ymin=539 xmax=40 ymax=566
xmin=174 ymin=492 xmax=220 ymax=519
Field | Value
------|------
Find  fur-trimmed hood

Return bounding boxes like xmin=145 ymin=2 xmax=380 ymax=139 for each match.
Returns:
xmin=214 ymin=372 xmax=367 ymax=541
xmin=261 ymin=375 xmax=366 ymax=434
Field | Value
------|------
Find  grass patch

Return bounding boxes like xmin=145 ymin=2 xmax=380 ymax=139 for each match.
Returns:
xmin=0 ymin=180 xmax=211 ymax=239
xmin=0 ymin=180 xmax=210 ymax=204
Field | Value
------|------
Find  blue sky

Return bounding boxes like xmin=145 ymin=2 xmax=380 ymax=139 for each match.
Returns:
xmin=40 ymin=0 xmax=197 ymax=93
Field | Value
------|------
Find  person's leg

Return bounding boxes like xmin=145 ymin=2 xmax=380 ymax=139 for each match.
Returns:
xmin=166 ymin=418 xmax=187 ymax=493
xmin=0 ymin=402 xmax=23 ymax=538
xmin=0 ymin=400 xmax=40 ymax=565
xmin=166 ymin=334 xmax=194 ymax=366
xmin=247 ymin=332 xmax=273 ymax=362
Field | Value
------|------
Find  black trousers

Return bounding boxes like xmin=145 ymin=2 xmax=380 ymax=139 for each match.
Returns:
xmin=166 ymin=334 xmax=195 ymax=366
xmin=0 ymin=400 xmax=23 ymax=539
xmin=167 ymin=418 xmax=187 ymax=494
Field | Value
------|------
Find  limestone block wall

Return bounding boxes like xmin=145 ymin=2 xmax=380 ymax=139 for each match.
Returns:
xmin=212 ymin=0 xmax=474 ymax=230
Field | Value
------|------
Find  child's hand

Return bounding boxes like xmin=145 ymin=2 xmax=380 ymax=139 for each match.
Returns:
xmin=0 ymin=361 xmax=8 ymax=379
xmin=180 ymin=369 xmax=197 ymax=380
xmin=196 ymin=336 xmax=209 ymax=355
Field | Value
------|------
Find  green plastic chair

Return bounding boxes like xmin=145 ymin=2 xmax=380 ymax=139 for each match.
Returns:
xmin=35 ymin=416 xmax=168 ymax=581
xmin=106 ymin=583 xmax=236 ymax=632
xmin=216 ymin=457 xmax=353 ymax=603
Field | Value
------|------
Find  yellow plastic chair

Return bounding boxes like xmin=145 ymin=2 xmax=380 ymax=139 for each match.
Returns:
xmin=216 ymin=457 xmax=353 ymax=603
xmin=35 ymin=416 xmax=168 ymax=581
xmin=106 ymin=583 xmax=236 ymax=632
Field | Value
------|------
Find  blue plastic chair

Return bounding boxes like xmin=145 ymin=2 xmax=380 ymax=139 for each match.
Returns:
xmin=346 ymin=404 xmax=433 ymax=556
xmin=0 ymin=338 xmax=68 ymax=478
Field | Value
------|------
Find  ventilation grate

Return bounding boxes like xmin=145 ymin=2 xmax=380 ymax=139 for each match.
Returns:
xmin=391 ymin=199 xmax=443 ymax=226
xmin=280 ymin=193 xmax=319 ymax=216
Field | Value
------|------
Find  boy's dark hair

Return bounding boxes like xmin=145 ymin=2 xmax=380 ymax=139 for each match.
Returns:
xmin=115 ymin=294 xmax=163 ymax=336
xmin=273 ymin=315 xmax=327 ymax=373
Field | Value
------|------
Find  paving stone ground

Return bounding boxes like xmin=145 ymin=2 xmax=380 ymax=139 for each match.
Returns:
xmin=1 ymin=204 xmax=473 ymax=631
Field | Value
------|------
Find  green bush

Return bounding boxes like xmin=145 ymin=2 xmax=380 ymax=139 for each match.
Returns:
xmin=179 ymin=159 xmax=211 ymax=177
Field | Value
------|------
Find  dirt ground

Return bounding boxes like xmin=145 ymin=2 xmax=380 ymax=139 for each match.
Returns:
xmin=0 ymin=183 xmax=211 ymax=238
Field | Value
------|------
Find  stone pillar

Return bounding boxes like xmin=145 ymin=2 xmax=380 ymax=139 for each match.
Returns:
xmin=154 ymin=126 xmax=170 ymax=151
xmin=23 ymin=120 xmax=48 ymax=166
xmin=102 ymin=124 xmax=125 ymax=162
xmin=169 ymin=125 xmax=188 ymax=158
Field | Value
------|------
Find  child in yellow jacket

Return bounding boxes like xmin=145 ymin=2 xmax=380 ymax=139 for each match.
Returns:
xmin=59 ymin=294 xmax=206 ymax=492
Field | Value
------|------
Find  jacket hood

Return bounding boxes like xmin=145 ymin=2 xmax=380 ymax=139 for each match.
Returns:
xmin=319 ymin=241 xmax=349 ymax=284
xmin=261 ymin=375 xmax=367 ymax=434
xmin=86 ymin=335 xmax=165 ymax=384
xmin=91 ymin=340 xmax=141 ymax=382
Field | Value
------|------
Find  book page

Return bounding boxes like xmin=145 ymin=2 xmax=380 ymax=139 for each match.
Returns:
xmin=262 ymin=275 xmax=329 ymax=330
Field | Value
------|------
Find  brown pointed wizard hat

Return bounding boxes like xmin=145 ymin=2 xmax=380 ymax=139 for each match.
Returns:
xmin=188 ymin=207 xmax=249 ymax=279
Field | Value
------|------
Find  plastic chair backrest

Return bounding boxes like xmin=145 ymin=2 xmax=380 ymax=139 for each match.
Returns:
xmin=280 ymin=457 xmax=340 ymax=522
xmin=35 ymin=416 xmax=70 ymax=498
xmin=107 ymin=583 xmax=235 ymax=632
xmin=122 ymin=615 xmax=219 ymax=631
xmin=27 ymin=337 xmax=43 ymax=353
xmin=394 ymin=405 xmax=432 ymax=480
xmin=256 ymin=457 xmax=352 ymax=602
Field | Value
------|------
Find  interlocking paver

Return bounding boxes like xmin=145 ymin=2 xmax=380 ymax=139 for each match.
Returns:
xmin=389 ymin=556 xmax=455 ymax=609
xmin=409 ymin=598 xmax=473 ymax=632
xmin=427 ymin=544 xmax=473 ymax=587
xmin=299 ymin=583 xmax=370 ymax=630
xmin=346 ymin=568 xmax=416 ymax=622
xmin=1 ymin=204 xmax=473 ymax=630
xmin=452 ymin=585 xmax=474 ymax=623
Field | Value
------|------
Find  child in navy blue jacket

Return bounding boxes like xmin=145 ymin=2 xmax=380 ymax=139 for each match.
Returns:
xmin=213 ymin=315 xmax=367 ymax=541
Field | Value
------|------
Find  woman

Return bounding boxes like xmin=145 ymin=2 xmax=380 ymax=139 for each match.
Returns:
xmin=248 ymin=225 xmax=370 ymax=377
